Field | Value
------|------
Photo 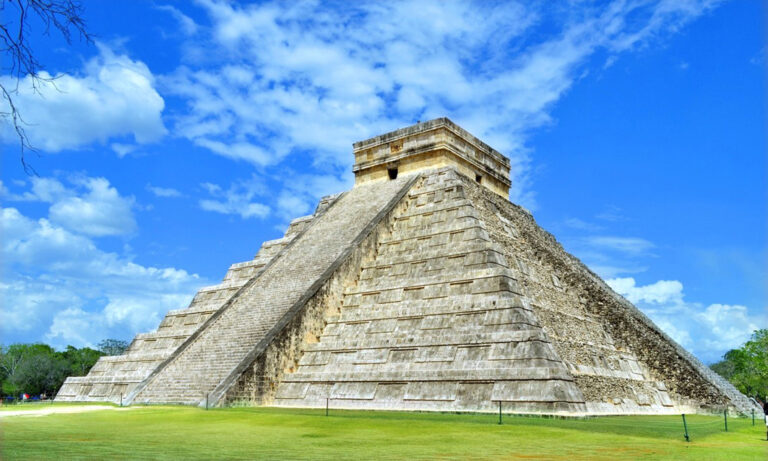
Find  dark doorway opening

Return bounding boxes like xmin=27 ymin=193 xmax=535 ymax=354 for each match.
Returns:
xmin=475 ymin=174 xmax=482 ymax=183
xmin=388 ymin=168 xmax=398 ymax=180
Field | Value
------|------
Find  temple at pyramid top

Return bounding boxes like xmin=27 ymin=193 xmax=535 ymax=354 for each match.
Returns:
xmin=352 ymin=118 xmax=511 ymax=198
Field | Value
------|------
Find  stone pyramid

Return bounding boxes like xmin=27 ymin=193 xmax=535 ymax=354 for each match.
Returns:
xmin=57 ymin=118 xmax=758 ymax=415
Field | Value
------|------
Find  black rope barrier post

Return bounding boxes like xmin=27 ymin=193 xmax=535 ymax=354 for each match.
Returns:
xmin=120 ymin=393 xmax=123 ymax=408
xmin=498 ymin=401 xmax=502 ymax=425
xmin=724 ymin=408 xmax=728 ymax=432
xmin=681 ymin=414 xmax=690 ymax=442
xmin=751 ymin=408 xmax=754 ymax=426
xmin=326 ymin=398 xmax=329 ymax=417
xmin=206 ymin=393 xmax=209 ymax=411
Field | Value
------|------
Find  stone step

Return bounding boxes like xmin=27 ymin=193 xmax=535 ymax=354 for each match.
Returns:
xmin=344 ymin=275 xmax=523 ymax=307
xmin=130 ymin=176 xmax=418 ymax=404
xmin=281 ymin=366 xmax=573 ymax=383
xmin=298 ymin=345 xmax=561 ymax=369
xmin=323 ymin=308 xmax=541 ymax=338
xmin=394 ymin=198 xmax=473 ymax=220
xmin=308 ymin=329 xmax=549 ymax=352
xmin=351 ymin=266 xmax=516 ymax=294
xmin=360 ymin=241 xmax=504 ymax=269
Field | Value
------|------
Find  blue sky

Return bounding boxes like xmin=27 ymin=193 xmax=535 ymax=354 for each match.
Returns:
xmin=0 ymin=0 xmax=764 ymax=364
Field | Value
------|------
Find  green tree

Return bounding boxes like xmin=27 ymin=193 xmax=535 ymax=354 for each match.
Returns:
xmin=62 ymin=345 xmax=103 ymax=376
xmin=0 ymin=344 xmax=68 ymax=396
xmin=711 ymin=329 xmax=768 ymax=401
xmin=1 ymin=344 xmax=27 ymax=396
xmin=0 ymin=343 xmax=106 ymax=398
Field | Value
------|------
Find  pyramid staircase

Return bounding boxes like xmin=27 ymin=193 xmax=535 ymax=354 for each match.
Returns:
xmin=127 ymin=175 xmax=417 ymax=405
xmin=55 ymin=198 xmax=332 ymax=403
xmin=274 ymin=169 xmax=586 ymax=412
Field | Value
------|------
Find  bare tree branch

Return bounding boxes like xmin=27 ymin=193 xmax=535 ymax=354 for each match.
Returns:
xmin=1 ymin=0 xmax=92 ymax=174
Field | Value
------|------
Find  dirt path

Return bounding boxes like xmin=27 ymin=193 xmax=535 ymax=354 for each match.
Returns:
xmin=0 ymin=405 xmax=133 ymax=418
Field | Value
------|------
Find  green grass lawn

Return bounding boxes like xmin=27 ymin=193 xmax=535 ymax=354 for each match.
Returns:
xmin=1 ymin=405 xmax=766 ymax=460
xmin=0 ymin=401 xmax=108 ymax=411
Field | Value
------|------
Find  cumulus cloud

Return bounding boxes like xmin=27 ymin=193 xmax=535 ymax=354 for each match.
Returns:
xmin=0 ymin=45 xmax=166 ymax=152
xmin=49 ymin=178 xmax=137 ymax=237
xmin=608 ymin=277 xmax=684 ymax=306
xmin=159 ymin=0 xmax=721 ymax=210
xmin=562 ymin=218 xmax=762 ymax=362
xmin=0 ymin=196 xmax=205 ymax=348
xmin=3 ymin=176 xmax=136 ymax=237
xmin=607 ymin=277 xmax=762 ymax=362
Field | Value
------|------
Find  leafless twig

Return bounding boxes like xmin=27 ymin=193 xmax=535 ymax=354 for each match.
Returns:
xmin=1 ymin=0 xmax=92 ymax=174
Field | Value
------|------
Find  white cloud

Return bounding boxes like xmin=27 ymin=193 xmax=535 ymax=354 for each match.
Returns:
xmin=200 ymin=199 xmax=270 ymax=219
xmin=607 ymin=277 xmax=684 ymax=306
xmin=0 ymin=45 xmax=166 ymax=152
xmin=161 ymin=0 xmax=720 ymax=210
xmin=146 ymin=184 xmax=183 ymax=198
xmin=697 ymin=304 xmax=762 ymax=356
xmin=111 ymin=143 xmax=139 ymax=157
xmin=564 ymin=217 xmax=604 ymax=232
xmin=3 ymin=176 xmax=136 ymax=237
xmin=49 ymin=177 xmax=137 ymax=237
xmin=585 ymin=236 xmax=655 ymax=256
xmin=276 ymin=193 xmax=310 ymax=224
xmin=196 ymin=170 xmax=350 ymax=227
xmin=595 ymin=206 xmax=628 ymax=222
xmin=2 ymin=177 xmax=68 ymax=202
xmin=194 ymin=138 xmax=274 ymax=166
xmin=0 ymin=199 xmax=204 ymax=348
xmin=275 ymin=172 xmax=352 ymax=223
xmin=587 ymin=264 xmax=649 ymax=279
xmin=156 ymin=4 xmax=199 ymax=35
xmin=198 ymin=176 xmax=270 ymax=219
xmin=607 ymin=277 xmax=762 ymax=362
xmin=565 ymin=233 xmax=655 ymax=278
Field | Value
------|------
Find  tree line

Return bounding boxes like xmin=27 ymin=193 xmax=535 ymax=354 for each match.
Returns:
xmin=0 ymin=339 xmax=128 ymax=399
xmin=710 ymin=329 xmax=768 ymax=403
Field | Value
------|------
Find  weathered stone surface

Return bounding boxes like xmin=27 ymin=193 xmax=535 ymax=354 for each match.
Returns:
xmin=57 ymin=118 xmax=759 ymax=416
xmin=56 ymin=207 xmax=326 ymax=403
xmin=272 ymin=169 xmax=585 ymax=414
xmin=463 ymin=170 xmax=758 ymax=415
xmin=353 ymin=118 xmax=511 ymax=198
xmin=128 ymin=175 xmax=417 ymax=406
